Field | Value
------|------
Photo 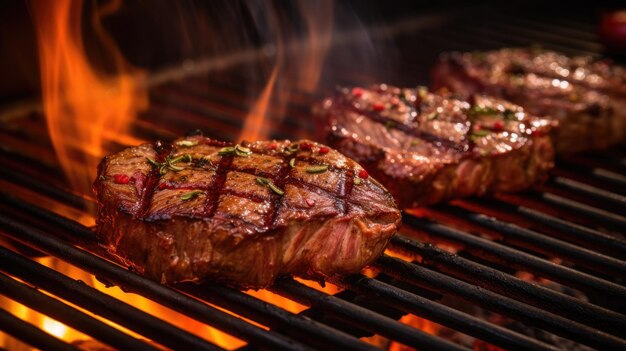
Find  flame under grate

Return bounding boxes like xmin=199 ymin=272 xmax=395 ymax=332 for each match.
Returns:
xmin=0 ymin=2 xmax=625 ymax=351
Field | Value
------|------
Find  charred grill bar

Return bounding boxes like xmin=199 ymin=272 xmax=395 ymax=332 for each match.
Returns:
xmin=1 ymin=1 xmax=626 ymax=351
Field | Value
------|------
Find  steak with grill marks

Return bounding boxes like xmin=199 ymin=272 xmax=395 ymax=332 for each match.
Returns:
xmin=315 ymin=85 xmax=555 ymax=208
xmin=94 ymin=136 xmax=400 ymax=289
xmin=433 ymin=48 xmax=626 ymax=153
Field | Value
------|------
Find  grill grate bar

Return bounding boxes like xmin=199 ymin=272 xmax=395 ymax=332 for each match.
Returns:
xmin=374 ymin=254 xmax=626 ymax=350
xmin=592 ymin=168 xmax=626 ymax=187
xmin=0 ymin=272 xmax=160 ymax=351
xmin=401 ymin=215 xmax=626 ymax=312
xmin=0 ymin=163 xmax=86 ymax=211
xmin=179 ymin=283 xmax=379 ymax=351
xmin=0 ymin=307 xmax=80 ymax=351
xmin=468 ymin=197 xmax=626 ymax=259
xmin=0 ymin=210 xmax=315 ymax=351
xmin=551 ymin=176 xmax=626 ymax=207
xmin=388 ymin=235 xmax=626 ymax=336
xmin=555 ymin=156 xmax=626 ymax=189
xmin=270 ymin=277 xmax=469 ymax=351
xmin=436 ymin=204 xmax=626 ymax=278
xmin=0 ymin=246 xmax=225 ymax=351
xmin=540 ymin=192 xmax=626 ymax=230
xmin=337 ymin=274 xmax=560 ymax=351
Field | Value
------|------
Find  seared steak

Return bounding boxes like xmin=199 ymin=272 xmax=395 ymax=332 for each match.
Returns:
xmin=94 ymin=136 xmax=400 ymax=289
xmin=433 ymin=48 xmax=626 ymax=153
xmin=315 ymin=85 xmax=555 ymax=208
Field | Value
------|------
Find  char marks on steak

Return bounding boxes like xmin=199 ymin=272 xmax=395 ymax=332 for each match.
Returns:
xmin=433 ymin=48 xmax=626 ymax=153
xmin=94 ymin=136 xmax=400 ymax=289
xmin=315 ymin=85 xmax=555 ymax=208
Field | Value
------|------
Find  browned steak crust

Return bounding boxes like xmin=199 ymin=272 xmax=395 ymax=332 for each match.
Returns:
xmin=94 ymin=137 xmax=400 ymax=289
xmin=315 ymin=85 xmax=555 ymax=208
xmin=433 ymin=48 xmax=626 ymax=153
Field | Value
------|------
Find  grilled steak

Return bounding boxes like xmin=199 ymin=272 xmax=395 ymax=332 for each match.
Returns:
xmin=433 ymin=48 xmax=626 ymax=153
xmin=315 ymin=85 xmax=555 ymax=208
xmin=94 ymin=136 xmax=400 ymax=289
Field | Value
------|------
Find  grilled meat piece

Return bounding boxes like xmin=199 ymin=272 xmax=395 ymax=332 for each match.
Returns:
xmin=433 ymin=48 xmax=626 ymax=153
xmin=315 ymin=85 xmax=555 ymax=208
xmin=94 ymin=136 xmax=400 ymax=289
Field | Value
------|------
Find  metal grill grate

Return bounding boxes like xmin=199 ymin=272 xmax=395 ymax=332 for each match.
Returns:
xmin=0 ymin=2 xmax=625 ymax=350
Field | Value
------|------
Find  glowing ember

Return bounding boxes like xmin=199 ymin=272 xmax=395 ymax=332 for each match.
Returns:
xmin=389 ymin=315 xmax=444 ymax=351
xmin=42 ymin=317 xmax=67 ymax=338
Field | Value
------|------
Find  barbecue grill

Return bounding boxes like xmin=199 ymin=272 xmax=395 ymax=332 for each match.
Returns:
xmin=0 ymin=1 xmax=625 ymax=350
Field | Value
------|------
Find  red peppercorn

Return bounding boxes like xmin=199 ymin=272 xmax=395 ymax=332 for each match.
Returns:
xmin=372 ymin=102 xmax=385 ymax=112
xmin=318 ymin=146 xmax=330 ymax=154
xmin=358 ymin=169 xmax=369 ymax=179
xmin=390 ymin=97 xmax=400 ymax=105
xmin=352 ymin=87 xmax=364 ymax=98
xmin=493 ymin=120 xmax=504 ymax=131
xmin=113 ymin=174 xmax=130 ymax=184
xmin=300 ymin=142 xmax=313 ymax=151
xmin=268 ymin=142 xmax=277 ymax=150
xmin=474 ymin=124 xmax=482 ymax=131
xmin=305 ymin=199 xmax=316 ymax=207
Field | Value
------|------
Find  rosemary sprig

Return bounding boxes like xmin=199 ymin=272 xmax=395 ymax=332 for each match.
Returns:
xmin=426 ymin=111 xmax=439 ymax=120
xmin=255 ymin=177 xmax=270 ymax=186
xmin=469 ymin=129 xmax=490 ymax=141
xmin=467 ymin=105 xmax=498 ymax=117
xmin=503 ymin=109 xmax=517 ymax=121
xmin=218 ymin=146 xmax=236 ymax=156
xmin=235 ymin=144 xmax=252 ymax=157
xmin=176 ymin=140 xmax=198 ymax=147
xmin=218 ymin=144 xmax=253 ymax=157
xmin=472 ymin=130 xmax=490 ymax=137
xmin=169 ymin=154 xmax=192 ymax=164
xmin=268 ymin=183 xmax=285 ymax=196
xmin=306 ymin=165 xmax=329 ymax=174
xmin=417 ymin=86 xmax=428 ymax=99
xmin=180 ymin=190 xmax=203 ymax=201
xmin=255 ymin=177 xmax=284 ymax=195
xmin=146 ymin=154 xmax=192 ymax=174
xmin=284 ymin=143 xmax=300 ymax=155
xmin=146 ymin=157 xmax=160 ymax=167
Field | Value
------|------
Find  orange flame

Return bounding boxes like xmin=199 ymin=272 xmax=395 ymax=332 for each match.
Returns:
xmin=31 ymin=0 xmax=148 ymax=204
xmin=238 ymin=0 xmax=333 ymax=142
xmin=294 ymin=0 xmax=334 ymax=92
xmin=240 ymin=66 xmax=280 ymax=141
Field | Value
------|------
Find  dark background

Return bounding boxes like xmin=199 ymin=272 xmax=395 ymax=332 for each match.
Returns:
xmin=1 ymin=0 xmax=624 ymax=106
